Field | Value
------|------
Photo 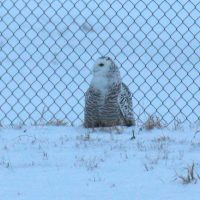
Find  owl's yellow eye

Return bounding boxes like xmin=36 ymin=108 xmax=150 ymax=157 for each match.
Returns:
xmin=99 ymin=63 xmax=104 ymax=67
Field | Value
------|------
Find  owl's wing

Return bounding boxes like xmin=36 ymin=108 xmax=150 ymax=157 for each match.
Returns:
xmin=118 ymin=83 xmax=135 ymax=126
xmin=84 ymin=87 xmax=101 ymax=128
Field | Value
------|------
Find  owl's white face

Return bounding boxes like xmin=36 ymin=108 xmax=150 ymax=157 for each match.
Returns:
xmin=93 ymin=57 xmax=113 ymax=76
xmin=90 ymin=57 xmax=113 ymax=94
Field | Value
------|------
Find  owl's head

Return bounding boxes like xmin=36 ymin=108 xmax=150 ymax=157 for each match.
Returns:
xmin=90 ymin=56 xmax=121 ymax=91
xmin=93 ymin=57 xmax=116 ymax=76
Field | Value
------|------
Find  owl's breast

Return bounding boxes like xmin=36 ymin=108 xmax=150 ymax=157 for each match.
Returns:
xmin=98 ymin=83 xmax=121 ymax=119
xmin=90 ymin=76 xmax=109 ymax=96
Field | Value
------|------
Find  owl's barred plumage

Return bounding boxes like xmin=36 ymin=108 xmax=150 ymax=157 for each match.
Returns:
xmin=84 ymin=57 xmax=135 ymax=128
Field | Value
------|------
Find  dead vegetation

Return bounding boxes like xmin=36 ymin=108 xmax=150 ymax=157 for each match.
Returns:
xmin=173 ymin=118 xmax=183 ymax=131
xmin=175 ymin=162 xmax=200 ymax=184
xmin=46 ymin=119 xmax=68 ymax=126
xmin=153 ymin=135 xmax=171 ymax=143
xmin=89 ymin=126 xmax=125 ymax=134
xmin=143 ymin=115 xmax=165 ymax=130
xmin=74 ymin=156 xmax=104 ymax=171
xmin=32 ymin=118 xmax=68 ymax=127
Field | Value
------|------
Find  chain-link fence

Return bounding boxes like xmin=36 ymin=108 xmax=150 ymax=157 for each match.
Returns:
xmin=0 ymin=0 xmax=200 ymax=126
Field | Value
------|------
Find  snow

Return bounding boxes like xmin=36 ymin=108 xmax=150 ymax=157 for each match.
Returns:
xmin=0 ymin=126 xmax=200 ymax=200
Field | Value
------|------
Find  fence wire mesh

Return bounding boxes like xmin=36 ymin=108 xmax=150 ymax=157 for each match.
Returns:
xmin=0 ymin=0 xmax=200 ymax=126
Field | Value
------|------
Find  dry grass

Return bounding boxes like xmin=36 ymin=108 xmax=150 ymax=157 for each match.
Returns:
xmin=143 ymin=115 xmax=165 ymax=130
xmin=0 ymin=158 xmax=11 ymax=168
xmin=77 ymin=133 xmax=91 ymax=142
xmin=152 ymin=135 xmax=171 ymax=143
xmin=194 ymin=129 xmax=200 ymax=139
xmin=32 ymin=118 xmax=68 ymax=127
xmin=175 ymin=162 xmax=200 ymax=184
xmin=173 ymin=118 xmax=183 ymax=131
xmin=46 ymin=119 xmax=68 ymax=126
xmin=74 ymin=156 xmax=104 ymax=171
xmin=90 ymin=126 xmax=125 ymax=134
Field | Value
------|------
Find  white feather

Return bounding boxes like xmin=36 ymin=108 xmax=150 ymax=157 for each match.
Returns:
xmin=90 ymin=57 xmax=111 ymax=96
xmin=90 ymin=75 xmax=108 ymax=96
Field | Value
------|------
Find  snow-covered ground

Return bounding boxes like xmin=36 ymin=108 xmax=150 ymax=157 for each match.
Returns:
xmin=1 ymin=125 xmax=200 ymax=200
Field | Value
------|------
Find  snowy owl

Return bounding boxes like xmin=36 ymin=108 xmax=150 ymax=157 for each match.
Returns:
xmin=84 ymin=56 xmax=135 ymax=128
